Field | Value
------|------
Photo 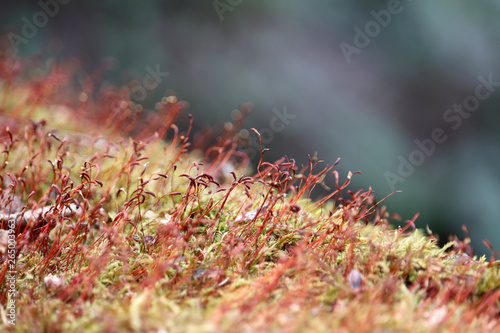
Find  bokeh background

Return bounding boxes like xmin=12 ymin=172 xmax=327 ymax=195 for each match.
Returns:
xmin=2 ymin=0 xmax=500 ymax=256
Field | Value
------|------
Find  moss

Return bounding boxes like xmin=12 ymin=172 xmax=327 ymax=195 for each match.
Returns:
xmin=0 ymin=57 xmax=499 ymax=332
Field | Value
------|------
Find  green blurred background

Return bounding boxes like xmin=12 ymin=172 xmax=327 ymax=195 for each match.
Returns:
xmin=2 ymin=0 xmax=500 ymax=256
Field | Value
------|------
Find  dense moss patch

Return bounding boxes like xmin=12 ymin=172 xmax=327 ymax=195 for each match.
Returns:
xmin=1 ymin=57 xmax=499 ymax=332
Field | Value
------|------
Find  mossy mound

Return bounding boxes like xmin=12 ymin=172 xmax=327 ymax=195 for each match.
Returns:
xmin=1 ymin=57 xmax=499 ymax=332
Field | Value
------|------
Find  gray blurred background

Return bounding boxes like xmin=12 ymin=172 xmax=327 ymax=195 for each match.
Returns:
xmin=2 ymin=0 xmax=500 ymax=256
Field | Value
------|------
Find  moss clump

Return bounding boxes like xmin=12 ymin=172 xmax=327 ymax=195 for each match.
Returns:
xmin=0 ymin=56 xmax=499 ymax=332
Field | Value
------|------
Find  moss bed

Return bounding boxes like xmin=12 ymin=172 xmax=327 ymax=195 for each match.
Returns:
xmin=1 ymin=56 xmax=500 ymax=332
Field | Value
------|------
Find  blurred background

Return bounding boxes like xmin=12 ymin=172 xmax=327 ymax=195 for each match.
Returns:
xmin=1 ymin=0 xmax=500 ymax=256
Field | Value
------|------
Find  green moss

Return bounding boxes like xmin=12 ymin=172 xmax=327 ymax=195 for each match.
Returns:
xmin=1 ymin=58 xmax=499 ymax=332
